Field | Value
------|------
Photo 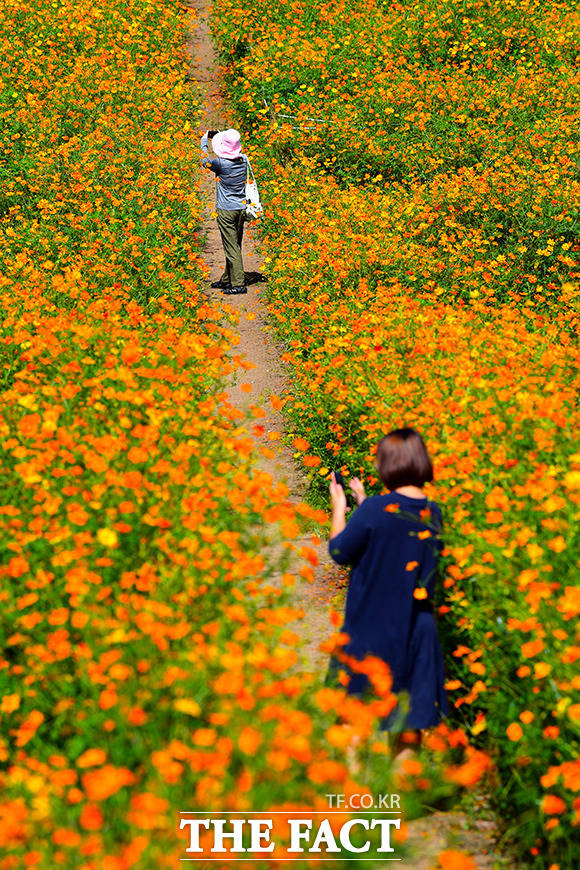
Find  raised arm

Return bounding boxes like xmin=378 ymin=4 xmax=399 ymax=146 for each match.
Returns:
xmin=328 ymin=477 xmax=371 ymax=566
xmin=329 ymin=472 xmax=348 ymax=541
xmin=200 ymin=130 xmax=218 ymax=169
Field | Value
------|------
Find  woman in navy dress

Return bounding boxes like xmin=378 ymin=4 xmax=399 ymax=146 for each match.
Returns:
xmin=328 ymin=428 xmax=448 ymax=735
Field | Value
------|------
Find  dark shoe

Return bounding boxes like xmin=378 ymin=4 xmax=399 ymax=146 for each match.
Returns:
xmin=220 ymin=285 xmax=247 ymax=295
xmin=244 ymin=271 xmax=268 ymax=286
xmin=211 ymin=279 xmax=231 ymax=289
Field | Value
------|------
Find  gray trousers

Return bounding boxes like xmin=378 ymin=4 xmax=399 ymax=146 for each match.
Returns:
xmin=216 ymin=208 xmax=245 ymax=287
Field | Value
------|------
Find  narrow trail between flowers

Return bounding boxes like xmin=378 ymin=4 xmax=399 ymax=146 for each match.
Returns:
xmin=184 ymin=3 xmax=510 ymax=867
xmin=185 ymin=0 xmax=340 ymax=675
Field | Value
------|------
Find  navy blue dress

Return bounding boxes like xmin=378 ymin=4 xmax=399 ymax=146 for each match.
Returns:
xmin=328 ymin=491 xmax=448 ymax=730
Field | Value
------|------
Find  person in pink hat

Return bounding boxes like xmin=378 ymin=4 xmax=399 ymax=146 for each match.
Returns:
xmin=201 ymin=128 xmax=249 ymax=295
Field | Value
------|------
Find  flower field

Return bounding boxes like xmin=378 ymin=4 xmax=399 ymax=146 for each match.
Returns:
xmin=0 ymin=0 xmax=493 ymax=868
xmin=212 ymin=0 xmax=580 ymax=865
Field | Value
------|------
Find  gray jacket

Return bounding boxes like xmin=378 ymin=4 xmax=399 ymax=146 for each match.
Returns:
xmin=200 ymin=133 xmax=247 ymax=210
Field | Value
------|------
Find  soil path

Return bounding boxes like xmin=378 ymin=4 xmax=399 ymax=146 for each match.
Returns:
xmin=184 ymin=3 xmax=510 ymax=867
xmin=185 ymin=0 xmax=338 ymax=673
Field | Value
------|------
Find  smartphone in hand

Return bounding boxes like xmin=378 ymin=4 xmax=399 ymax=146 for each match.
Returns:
xmin=333 ymin=471 xmax=367 ymax=507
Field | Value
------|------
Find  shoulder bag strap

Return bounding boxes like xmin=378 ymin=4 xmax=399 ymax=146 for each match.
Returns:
xmin=244 ymin=154 xmax=256 ymax=185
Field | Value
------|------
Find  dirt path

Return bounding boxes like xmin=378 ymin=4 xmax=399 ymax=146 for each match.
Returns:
xmin=184 ymin=4 xmax=510 ymax=867
xmin=185 ymin=0 xmax=338 ymax=674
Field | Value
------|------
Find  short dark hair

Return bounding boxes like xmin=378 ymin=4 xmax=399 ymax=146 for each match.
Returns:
xmin=376 ymin=428 xmax=433 ymax=490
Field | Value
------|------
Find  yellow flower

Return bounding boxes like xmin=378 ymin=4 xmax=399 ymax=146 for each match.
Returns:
xmin=534 ymin=662 xmax=552 ymax=679
xmin=174 ymin=699 xmax=202 ymax=717
xmin=97 ymin=528 xmax=118 ymax=548
xmin=564 ymin=470 xmax=580 ymax=490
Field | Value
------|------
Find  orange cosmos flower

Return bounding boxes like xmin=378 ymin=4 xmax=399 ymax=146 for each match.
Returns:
xmin=542 ymin=795 xmax=566 ymax=815
xmin=82 ymin=766 xmax=135 ymax=801
xmin=307 ymin=760 xmax=347 ymax=784
xmin=127 ymin=793 xmax=169 ymax=829
xmin=402 ymin=758 xmax=423 ymax=776
xmin=15 ymin=711 xmax=44 ymax=747
xmin=76 ymin=749 xmax=107 ymax=769
xmin=1 ymin=694 xmax=21 ymax=715
xmin=79 ymin=804 xmax=104 ymax=831
xmin=238 ymin=727 xmax=262 ymax=755
xmin=506 ymin=723 xmax=523 ymax=741
xmin=445 ymin=749 xmax=492 ymax=786
xmin=436 ymin=850 xmax=477 ymax=870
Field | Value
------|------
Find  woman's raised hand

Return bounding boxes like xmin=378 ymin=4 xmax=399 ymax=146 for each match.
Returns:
xmin=349 ymin=477 xmax=366 ymax=505
xmin=329 ymin=472 xmax=347 ymax=514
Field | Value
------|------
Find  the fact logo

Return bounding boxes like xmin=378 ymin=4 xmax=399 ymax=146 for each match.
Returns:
xmin=179 ymin=804 xmax=402 ymax=861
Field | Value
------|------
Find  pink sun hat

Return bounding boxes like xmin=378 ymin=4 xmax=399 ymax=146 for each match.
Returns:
xmin=212 ymin=128 xmax=243 ymax=159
